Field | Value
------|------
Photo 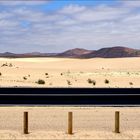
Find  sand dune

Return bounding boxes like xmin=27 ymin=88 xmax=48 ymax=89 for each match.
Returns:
xmin=0 ymin=57 xmax=140 ymax=87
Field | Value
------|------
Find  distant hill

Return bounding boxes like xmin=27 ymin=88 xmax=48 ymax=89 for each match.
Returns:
xmin=0 ymin=52 xmax=57 ymax=58
xmin=82 ymin=46 xmax=140 ymax=58
xmin=56 ymin=48 xmax=93 ymax=58
xmin=0 ymin=46 xmax=140 ymax=58
xmin=0 ymin=52 xmax=17 ymax=57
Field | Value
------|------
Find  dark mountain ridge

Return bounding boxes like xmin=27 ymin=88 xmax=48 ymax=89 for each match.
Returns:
xmin=0 ymin=46 xmax=140 ymax=58
xmin=57 ymin=48 xmax=93 ymax=58
xmin=82 ymin=46 xmax=140 ymax=58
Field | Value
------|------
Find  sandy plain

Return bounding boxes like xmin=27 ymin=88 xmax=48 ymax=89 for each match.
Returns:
xmin=0 ymin=57 xmax=140 ymax=87
xmin=0 ymin=107 xmax=139 ymax=139
xmin=0 ymin=58 xmax=140 ymax=139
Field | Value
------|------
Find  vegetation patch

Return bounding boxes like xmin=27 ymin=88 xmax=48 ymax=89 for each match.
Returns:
xmin=67 ymin=80 xmax=72 ymax=85
xmin=9 ymin=63 xmax=13 ymax=67
xmin=129 ymin=82 xmax=133 ymax=85
xmin=36 ymin=79 xmax=45 ymax=85
xmin=105 ymin=79 xmax=109 ymax=84
xmin=92 ymin=80 xmax=96 ymax=85
xmin=1 ymin=63 xmax=8 ymax=67
xmin=87 ymin=78 xmax=93 ymax=84
xmin=23 ymin=76 xmax=27 ymax=80
xmin=87 ymin=79 xmax=96 ymax=85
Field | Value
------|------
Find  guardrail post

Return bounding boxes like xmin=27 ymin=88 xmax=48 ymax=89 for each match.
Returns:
xmin=23 ymin=112 xmax=29 ymax=134
xmin=68 ymin=112 xmax=73 ymax=134
xmin=115 ymin=111 xmax=120 ymax=133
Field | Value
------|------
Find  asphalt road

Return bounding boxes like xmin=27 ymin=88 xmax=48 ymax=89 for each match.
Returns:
xmin=0 ymin=88 xmax=140 ymax=105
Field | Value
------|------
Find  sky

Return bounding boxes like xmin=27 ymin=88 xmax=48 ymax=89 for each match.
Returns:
xmin=0 ymin=0 xmax=140 ymax=53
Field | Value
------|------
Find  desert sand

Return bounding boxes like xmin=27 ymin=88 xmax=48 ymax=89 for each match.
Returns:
xmin=0 ymin=57 xmax=140 ymax=87
xmin=0 ymin=106 xmax=139 ymax=139
xmin=0 ymin=57 xmax=139 ymax=140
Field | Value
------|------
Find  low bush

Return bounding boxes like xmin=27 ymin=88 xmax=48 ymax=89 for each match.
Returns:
xmin=105 ymin=79 xmax=109 ymax=84
xmin=87 ymin=78 xmax=93 ymax=84
xmin=129 ymin=82 xmax=133 ymax=85
xmin=92 ymin=80 xmax=96 ymax=85
xmin=36 ymin=79 xmax=45 ymax=84
xmin=87 ymin=79 xmax=96 ymax=85
xmin=23 ymin=77 xmax=27 ymax=80
xmin=9 ymin=63 xmax=13 ymax=67
xmin=67 ymin=80 xmax=72 ymax=85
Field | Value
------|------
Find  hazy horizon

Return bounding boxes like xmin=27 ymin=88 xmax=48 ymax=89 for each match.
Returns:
xmin=0 ymin=0 xmax=140 ymax=53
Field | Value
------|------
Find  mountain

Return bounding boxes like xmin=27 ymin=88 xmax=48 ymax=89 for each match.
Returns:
xmin=82 ymin=46 xmax=140 ymax=58
xmin=20 ymin=52 xmax=57 ymax=57
xmin=0 ymin=52 xmax=18 ymax=57
xmin=0 ymin=52 xmax=58 ymax=58
xmin=56 ymin=48 xmax=93 ymax=58
xmin=0 ymin=46 xmax=140 ymax=58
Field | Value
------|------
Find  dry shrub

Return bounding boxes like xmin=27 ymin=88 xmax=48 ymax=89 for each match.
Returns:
xmin=105 ymin=79 xmax=109 ymax=84
xmin=36 ymin=79 xmax=45 ymax=84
